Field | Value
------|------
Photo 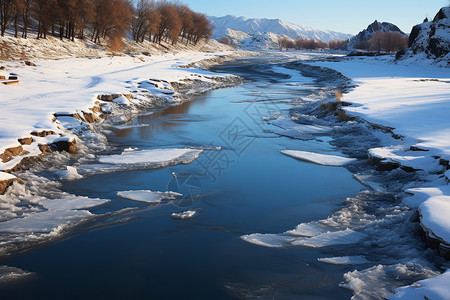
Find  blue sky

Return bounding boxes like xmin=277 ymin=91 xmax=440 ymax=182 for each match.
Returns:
xmin=181 ymin=0 xmax=449 ymax=34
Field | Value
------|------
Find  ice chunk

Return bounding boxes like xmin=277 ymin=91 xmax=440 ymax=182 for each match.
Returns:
xmin=281 ymin=150 xmax=356 ymax=166
xmin=171 ymin=210 xmax=196 ymax=219
xmin=112 ymin=95 xmax=130 ymax=105
xmin=285 ymin=221 xmax=328 ymax=237
xmin=387 ymin=269 xmax=450 ymax=300
xmin=58 ymin=166 xmax=82 ymax=180
xmin=291 ymin=229 xmax=367 ymax=248
xmin=99 ymin=148 xmax=202 ymax=165
xmin=318 ymin=256 xmax=370 ymax=265
xmin=117 ymin=190 xmax=181 ymax=203
xmin=0 ymin=210 xmax=92 ymax=234
xmin=240 ymin=233 xmax=290 ymax=248
xmin=41 ymin=196 xmax=109 ymax=210
xmin=0 ymin=266 xmax=33 ymax=283
xmin=112 ymin=124 xmax=149 ymax=130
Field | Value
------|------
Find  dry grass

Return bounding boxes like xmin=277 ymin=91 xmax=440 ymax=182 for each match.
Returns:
xmin=335 ymin=90 xmax=342 ymax=102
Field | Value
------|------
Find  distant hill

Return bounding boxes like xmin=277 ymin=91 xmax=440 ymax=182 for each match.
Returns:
xmin=344 ymin=20 xmax=407 ymax=50
xmin=208 ymin=15 xmax=352 ymax=50
xmin=397 ymin=6 xmax=450 ymax=66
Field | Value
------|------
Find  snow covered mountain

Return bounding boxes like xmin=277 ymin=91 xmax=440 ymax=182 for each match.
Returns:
xmin=209 ymin=15 xmax=353 ymax=49
xmin=397 ymin=6 xmax=450 ymax=66
xmin=344 ymin=20 xmax=407 ymax=50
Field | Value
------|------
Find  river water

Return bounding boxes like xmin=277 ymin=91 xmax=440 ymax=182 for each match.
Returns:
xmin=0 ymin=57 xmax=368 ymax=299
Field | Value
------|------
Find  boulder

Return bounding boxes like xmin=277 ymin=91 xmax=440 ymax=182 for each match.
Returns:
xmin=31 ymin=130 xmax=57 ymax=137
xmin=18 ymin=137 xmax=33 ymax=145
xmin=82 ymin=111 xmax=100 ymax=123
xmin=53 ymin=139 xmax=76 ymax=153
xmin=0 ymin=145 xmax=23 ymax=163
xmin=24 ymin=61 xmax=36 ymax=66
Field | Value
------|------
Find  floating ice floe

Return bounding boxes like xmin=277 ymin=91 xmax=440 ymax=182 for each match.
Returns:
xmin=117 ymin=190 xmax=181 ymax=203
xmin=281 ymin=150 xmax=356 ymax=166
xmin=318 ymin=255 xmax=370 ymax=265
xmin=40 ymin=195 xmax=109 ymax=210
xmin=386 ymin=269 xmax=450 ymax=300
xmin=270 ymin=117 xmax=331 ymax=140
xmin=57 ymin=166 xmax=83 ymax=180
xmin=99 ymin=148 xmax=202 ymax=165
xmin=290 ymin=229 xmax=367 ymax=248
xmin=77 ymin=148 xmax=203 ymax=175
xmin=241 ymin=233 xmax=291 ymax=248
xmin=171 ymin=210 xmax=196 ymax=219
xmin=0 ymin=266 xmax=33 ymax=283
xmin=112 ymin=124 xmax=150 ymax=130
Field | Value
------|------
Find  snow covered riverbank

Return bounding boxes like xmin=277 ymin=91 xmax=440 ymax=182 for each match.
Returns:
xmin=309 ymin=55 xmax=450 ymax=299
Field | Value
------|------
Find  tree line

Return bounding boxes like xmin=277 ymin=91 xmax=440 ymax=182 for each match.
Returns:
xmin=0 ymin=0 xmax=212 ymax=49
xmin=357 ymin=31 xmax=408 ymax=52
xmin=278 ymin=36 xmax=348 ymax=50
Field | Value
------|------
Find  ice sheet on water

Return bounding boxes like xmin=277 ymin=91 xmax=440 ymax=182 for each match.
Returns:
xmin=117 ymin=190 xmax=181 ymax=203
xmin=0 ymin=210 xmax=92 ymax=234
xmin=291 ymin=229 xmax=367 ymax=248
xmin=41 ymin=196 xmax=109 ymax=210
xmin=99 ymin=148 xmax=202 ymax=165
xmin=0 ymin=266 xmax=33 ymax=283
xmin=281 ymin=150 xmax=356 ymax=166
xmin=112 ymin=124 xmax=149 ymax=130
xmin=171 ymin=210 xmax=196 ymax=219
xmin=240 ymin=233 xmax=291 ymax=248
xmin=419 ymin=195 xmax=450 ymax=245
xmin=285 ymin=221 xmax=328 ymax=237
xmin=270 ymin=117 xmax=331 ymax=140
xmin=318 ymin=256 xmax=370 ymax=265
xmin=79 ymin=148 xmax=203 ymax=175
xmin=387 ymin=269 xmax=450 ymax=300
xmin=341 ymin=261 xmax=440 ymax=300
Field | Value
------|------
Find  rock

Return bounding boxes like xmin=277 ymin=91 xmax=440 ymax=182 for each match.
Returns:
xmin=0 ymin=66 xmax=5 ymax=70
xmin=0 ymin=178 xmax=19 ymax=194
xmin=24 ymin=61 xmax=36 ymax=66
xmin=38 ymin=144 xmax=53 ymax=153
xmin=97 ymin=94 xmax=122 ymax=101
xmin=82 ymin=111 xmax=99 ymax=123
xmin=0 ymin=75 xmax=5 ymax=80
xmin=0 ymin=145 xmax=24 ymax=163
xmin=54 ymin=112 xmax=83 ymax=121
xmin=53 ymin=139 xmax=76 ymax=153
xmin=2 ymin=80 xmax=19 ymax=85
xmin=88 ymin=106 xmax=102 ymax=113
xmin=123 ymin=93 xmax=133 ymax=100
xmin=18 ymin=137 xmax=33 ymax=145
xmin=31 ymin=130 xmax=57 ymax=137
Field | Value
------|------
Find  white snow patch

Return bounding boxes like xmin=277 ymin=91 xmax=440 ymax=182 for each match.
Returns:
xmin=387 ymin=269 xmax=450 ymax=300
xmin=0 ymin=172 xmax=16 ymax=181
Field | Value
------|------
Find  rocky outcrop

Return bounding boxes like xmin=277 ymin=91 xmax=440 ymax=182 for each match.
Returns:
xmin=344 ymin=20 xmax=406 ymax=50
xmin=397 ymin=6 xmax=450 ymax=65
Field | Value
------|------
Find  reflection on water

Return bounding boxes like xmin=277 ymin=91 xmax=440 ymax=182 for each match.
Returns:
xmin=0 ymin=57 xmax=362 ymax=299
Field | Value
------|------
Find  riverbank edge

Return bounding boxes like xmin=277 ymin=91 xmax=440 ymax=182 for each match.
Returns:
xmin=0 ymin=50 xmax=256 ymax=195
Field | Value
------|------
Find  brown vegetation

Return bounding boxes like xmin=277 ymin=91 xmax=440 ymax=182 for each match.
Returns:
xmin=357 ymin=31 xmax=408 ymax=52
xmin=0 ymin=0 xmax=213 ymax=50
xmin=278 ymin=37 xmax=348 ymax=50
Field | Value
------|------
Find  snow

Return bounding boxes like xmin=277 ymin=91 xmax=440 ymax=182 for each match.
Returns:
xmin=117 ymin=190 xmax=181 ymax=203
xmin=387 ymin=269 xmax=450 ymax=300
xmin=419 ymin=195 xmax=450 ymax=245
xmin=99 ymin=148 xmax=202 ymax=165
xmin=281 ymin=150 xmax=356 ymax=166
xmin=318 ymin=256 xmax=370 ymax=265
xmin=0 ymin=172 xmax=16 ymax=181
xmin=0 ymin=49 xmax=239 ymax=171
xmin=171 ymin=210 xmax=197 ymax=220
xmin=57 ymin=166 xmax=83 ymax=180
